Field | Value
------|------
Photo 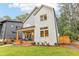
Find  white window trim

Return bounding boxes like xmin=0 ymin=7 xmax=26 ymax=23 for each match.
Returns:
xmin=40 ymin=27 xmax=48 ymax=37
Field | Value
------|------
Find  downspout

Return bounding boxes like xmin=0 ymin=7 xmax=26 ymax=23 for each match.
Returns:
xmin=53 ymin=8 xmax=59 ymax=45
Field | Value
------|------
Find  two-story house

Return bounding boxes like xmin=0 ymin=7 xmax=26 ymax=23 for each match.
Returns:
xmin=16 ymin=5 xmax=58 ymax=45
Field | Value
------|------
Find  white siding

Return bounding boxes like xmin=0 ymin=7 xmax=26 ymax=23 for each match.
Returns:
xmin=23 ymin=8 xmax=38 ymax=28
xmin=23 ymin=15 xmax=35 ymax=28
xmin=23 ymin=6 xmax=57 ymax=45
xmin=34 ymin=7 xmax=57 ymax=45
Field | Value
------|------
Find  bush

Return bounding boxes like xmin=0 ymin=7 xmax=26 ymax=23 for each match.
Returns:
xmin=47 ymin=43 xmax=50 ymax=46
xmin=37 ymin=42 xmax=40 ymax=45
xmin=4 ymin=41 xmax=7 ymax=44
xmin=32 ymin=42 xmax=35 ymax=45
xmin=62 ymin=27 xmax=78 ymax=41
xmin=69 ymin=32 xmax=78 ymax=41
xmin=11 ymin=39 xmax=14 ymax=42
xmin=44 ymin=41 xmax=48 ymax=45
xmin=41 ymin=42 xmax=44 ymax=46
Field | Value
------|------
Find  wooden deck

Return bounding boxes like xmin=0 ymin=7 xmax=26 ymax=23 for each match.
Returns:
xmin=16 ymin=40 xmax=33 ymax=46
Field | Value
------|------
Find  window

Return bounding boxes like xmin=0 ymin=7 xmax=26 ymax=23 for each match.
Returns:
xmin=40 ymin=27 xmax=48 ymax=37
xmin=40 ymin=15 xmax=43 ymax=21
xmin=45 ymin=30 xmax=48 ymax=36
xmin=40 ymin=14 xmax=47 ymax=21
xmin=16 ymin=26 xmax=21 ymax=29
xmin=40 ymin=31 xmax=44 ymax=37
xmin=44 ymin=14 xmax=47 ymax=20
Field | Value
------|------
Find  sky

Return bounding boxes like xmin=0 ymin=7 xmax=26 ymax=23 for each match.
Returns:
xmin=0 ymin=3 xmax=59 ymax=19
xmin=0 ymin=0 xmax=78 ymax=20
xmin=0 ymin=3 xmax=22 ymax=19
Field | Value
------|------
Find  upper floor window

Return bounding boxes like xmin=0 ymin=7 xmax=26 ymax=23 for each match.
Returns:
xmin=16 ymin=26 xmax=21 ymax=29
xmin=40 ymin=14 xmax=47 ymax=21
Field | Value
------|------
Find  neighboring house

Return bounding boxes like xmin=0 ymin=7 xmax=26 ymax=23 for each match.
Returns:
xmin=0 ymin=20 xmax=23 ymax=42
xmin=16 ymin=5 xmax=58 ymax=45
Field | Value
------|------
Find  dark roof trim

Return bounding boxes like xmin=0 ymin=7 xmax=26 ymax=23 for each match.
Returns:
xmin=34 ymin=5 xmax=53 ymax=15
xmin=23 ymin=5 xmax=53 ymax=24
xmin=53 ymin=8 xmax=58 ymax=44
xmin=0 ymin=20 xmax=23 ymax=23
xmin=23 ymin=7 xmax=38 ymax=23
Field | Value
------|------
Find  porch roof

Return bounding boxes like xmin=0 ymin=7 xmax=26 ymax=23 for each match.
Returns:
xmin=17 ymin=26 xmax=35 ymax=32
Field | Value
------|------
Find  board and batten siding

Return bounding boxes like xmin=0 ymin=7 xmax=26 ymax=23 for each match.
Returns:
xmin=1 ymin=22 xmax=23 ymax=40
xmin=34 ymin=6 xmax=57 ymax=45
xmin=23 ymin=15 xmax=35 ymax=28
xmin=23 ymin=8 xmax=38 ymax=28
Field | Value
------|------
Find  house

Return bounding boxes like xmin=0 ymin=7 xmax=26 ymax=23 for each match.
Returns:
xmin=16 ymin=5 xmax=58 ymax=45
xmin=0 ymin=20 xmax=23 ymax=42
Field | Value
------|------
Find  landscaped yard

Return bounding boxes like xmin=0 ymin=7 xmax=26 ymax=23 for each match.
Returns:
xmin=0 ymin=46 xmax=79 ymax=56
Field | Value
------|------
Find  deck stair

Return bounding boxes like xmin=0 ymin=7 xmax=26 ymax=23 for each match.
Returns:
xmin=22 ymin=41 xmax=33 ymax=46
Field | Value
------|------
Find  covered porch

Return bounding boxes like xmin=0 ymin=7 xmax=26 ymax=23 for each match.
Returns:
xmin=16 ymin=26 xmax=35 ymax=45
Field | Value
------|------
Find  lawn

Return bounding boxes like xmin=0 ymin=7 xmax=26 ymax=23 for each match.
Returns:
xmin=0 ymin=46 xmax=79 ymax=56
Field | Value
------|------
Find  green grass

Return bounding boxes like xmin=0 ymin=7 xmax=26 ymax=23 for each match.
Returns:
xmin=0 ymin=46 xmax=79 ymax=56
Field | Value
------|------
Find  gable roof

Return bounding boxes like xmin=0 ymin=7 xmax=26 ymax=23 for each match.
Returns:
xmin=23 ymin=5 xmax=54 ymax=23
xmin=23 ymin=7 xmax=39 ymax=23
xmin=34 ymin=5 xmax=54 ymax=15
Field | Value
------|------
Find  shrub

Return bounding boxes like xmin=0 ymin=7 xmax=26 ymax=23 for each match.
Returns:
xmin=70 ymin=32 xmax=78 ymax=41
xmin=11 ymin=39 xmax=14 ymax=42
xmin=32 ymin=42 xmax=35 ymax=45
xmin=4 ymin=42 xmax=7 ymax=44
xmin=47 ymin=43 xmax=50 ymax=46
xmin=44 ymin=41 xmax=48 ymax=45
xmin=54 ymin=43 xmax=58 ymax=46
xmin=37 ymin=42 xmax=40 ymax=45
xmin=59 ymin=26 xmax=78 ymax=41
xmin=62 ymin=27 xmax=78 ymax=41
xmin=41 ymin=42 xmax=44 ymax=46
xmin=42 ymin=42 xmax=46 ymax=46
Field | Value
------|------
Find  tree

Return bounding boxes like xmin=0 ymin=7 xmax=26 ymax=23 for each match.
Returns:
xmin=3 ymin=16 xmax=12 ymax=20
xmin=58 ymin=3 xmax=71 ymax=35
xmin=57 ymin=3 xmax=79 ymax=40
xmin=16 ymin=13 xmax=29 ymax=22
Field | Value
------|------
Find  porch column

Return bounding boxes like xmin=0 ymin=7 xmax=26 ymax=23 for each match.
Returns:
xmin=16 ymin=30 xmax=22 ymax=45
xmin=16 ymin=30 xmax=19 ymax=40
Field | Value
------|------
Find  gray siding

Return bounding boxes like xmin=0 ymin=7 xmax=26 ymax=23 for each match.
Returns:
xmin=1 ymin=22 xmax=23 ymax=40
xmin=1 ymin=23 xmax=6 ymax=39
